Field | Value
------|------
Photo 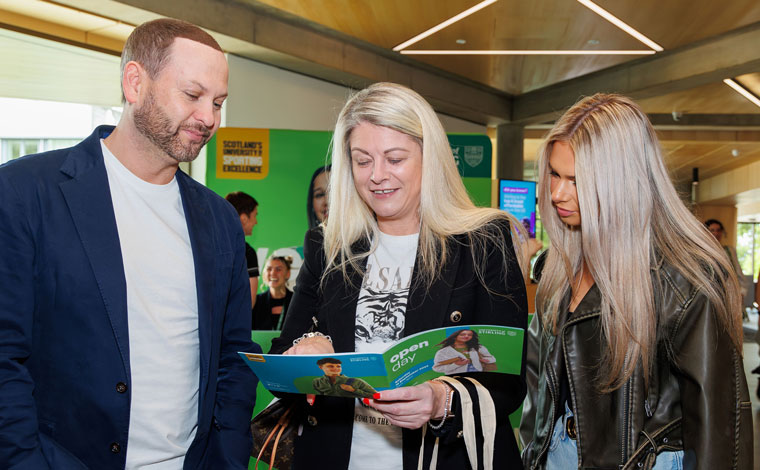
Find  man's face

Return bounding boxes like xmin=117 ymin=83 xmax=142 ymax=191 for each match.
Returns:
xmin=240 ymin=207 xmax=258 ymax=236
xmin=319 ymin=362 xmax=342 ymax=377
xmin=133 ymin=38 xmax=228 ymax=163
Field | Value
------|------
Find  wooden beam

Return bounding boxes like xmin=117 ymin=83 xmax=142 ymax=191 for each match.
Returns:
xmin=648 ymin=114 xmax=760 ymax=128
xmin=57 ymin=0 xmax=513 ymax=125
xmin=512 ymin=21 xmax=760 ymax=125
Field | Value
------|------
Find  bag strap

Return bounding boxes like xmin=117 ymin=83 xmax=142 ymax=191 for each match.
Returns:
xmin=462 ymin=377 xmax=496 ymax=470
xmin=255 ymin=406 xmax=293 ymax=470
xmin=419 ymin=376 xmax=496 ymax=470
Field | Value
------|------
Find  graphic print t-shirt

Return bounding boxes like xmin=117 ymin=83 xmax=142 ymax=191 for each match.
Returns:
xmin=348 ymin=231 xmax=418 ymax=470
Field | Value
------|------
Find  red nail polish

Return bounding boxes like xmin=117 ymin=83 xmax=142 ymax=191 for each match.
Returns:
xmin=362 ymin=398 xmax=370 ymax=405
xmin=373 ymin=393 xmax=381 ymax=400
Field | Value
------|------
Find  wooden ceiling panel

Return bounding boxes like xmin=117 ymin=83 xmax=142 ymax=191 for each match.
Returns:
xmin=251 ymin=0 xmax=475 ymax=49
xmin=636 ymin=81 xmax=760 ymax=115
xmin=596 ymin=0 xmax=760 ymax=50
xmin=247 ymin=0 xmax=760 ymax=99
xmin=736 ymin=73 xmax=760 ymax=96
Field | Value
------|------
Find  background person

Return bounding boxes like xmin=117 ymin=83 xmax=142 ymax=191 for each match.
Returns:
xmin=433 ymin=329 xmax=496 ymax=374
xmin=519 ymin=94 xmax=752 ymax=469
xmin=270 ymin=82 xmax=528 ymax=470
xmin=307 ymin=164 xmax=331 ymax=229
xmin=0 ymin=19 xmax=259 ymax=468
xmin=705 ymin=218 xmax=748 ymax=311
xmin=226 ymin=190 xmax=260 ymax=309
xmin=252 ymin=255 xmax=293 ymax=330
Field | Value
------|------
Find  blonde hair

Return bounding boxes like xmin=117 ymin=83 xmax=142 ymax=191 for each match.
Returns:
xmin=324 ymin=82 xmax=526 ymax=289
xmin=536 ymin=93 xmax=743 ymax=391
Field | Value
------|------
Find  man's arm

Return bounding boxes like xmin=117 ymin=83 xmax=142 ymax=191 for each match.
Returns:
xmin=0 ymin=171 xmax=51 ymax=469
xmin=207 ymin=213 xmax=261 ymax=467
xmin=249 ymin=276 xmax=258 ymax=310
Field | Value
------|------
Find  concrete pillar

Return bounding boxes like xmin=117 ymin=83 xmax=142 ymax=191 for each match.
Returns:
xmin=495 ymin=124 xmax=524 ymax=181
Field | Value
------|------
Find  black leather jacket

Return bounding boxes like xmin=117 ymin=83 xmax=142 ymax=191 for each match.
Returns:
xmin=519 ymin=260 xmax=754 ymax=470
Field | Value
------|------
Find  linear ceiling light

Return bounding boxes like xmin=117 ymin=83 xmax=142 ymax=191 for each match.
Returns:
xmin=724 ymin=78 xmax=760 ymax=108
xmin=401 ymin=50 xmax=655 ymax=55
xmin=392 ymin=0 xmax=497 ymax=51
xmin=576 ymin=0 xmax=663 ymax=52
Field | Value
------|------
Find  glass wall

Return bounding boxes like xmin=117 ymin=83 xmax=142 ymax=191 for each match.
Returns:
xmin=737 ymin=222 xmax=760 ymax=282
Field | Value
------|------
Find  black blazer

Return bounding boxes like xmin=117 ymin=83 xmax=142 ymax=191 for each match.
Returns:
xmin=270 ymin=221 xmax=528 ymax=470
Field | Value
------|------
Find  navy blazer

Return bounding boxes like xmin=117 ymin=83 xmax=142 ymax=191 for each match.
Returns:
xmin=0 ymin=126 xmax=260 ymax=469
xmin=270 ymin=224 xmax=528 ymax=469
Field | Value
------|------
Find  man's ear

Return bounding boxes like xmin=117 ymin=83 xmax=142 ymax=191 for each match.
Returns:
xmin=122 ymin=61 xmax=146 ymax=105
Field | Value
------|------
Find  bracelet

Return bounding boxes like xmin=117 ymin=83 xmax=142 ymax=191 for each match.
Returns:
xmin=292 ymin=331 xmax=332 ymax=346
xmin=428 ymin=381 xmax=454 ymax=430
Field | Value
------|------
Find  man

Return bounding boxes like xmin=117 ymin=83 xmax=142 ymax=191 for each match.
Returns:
xmin=312 ymin=358 xmax=377 ymax=398
xmin=0 ymin=19 xmax=259 ymax=469
xmin=225 ymin=191 xmax=260 ymax=310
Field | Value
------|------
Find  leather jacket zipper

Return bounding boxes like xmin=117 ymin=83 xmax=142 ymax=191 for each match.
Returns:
xmin=534 ymin=362 xmax=559 ymax=468
xmin=621 ymin=380 xmax=630 ymax=464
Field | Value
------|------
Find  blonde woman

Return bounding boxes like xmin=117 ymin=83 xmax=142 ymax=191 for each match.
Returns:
xmin=519 ymin=94 xmax=753 ymax=469
xmin=251 ymin=255 xmax=293 ymax=330
xmin=270 ymin=83 xmax=528 ymax=469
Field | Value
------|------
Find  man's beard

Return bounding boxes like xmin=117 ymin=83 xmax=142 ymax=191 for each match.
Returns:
xmin=133 ymin=90 xmax=212 ymax=163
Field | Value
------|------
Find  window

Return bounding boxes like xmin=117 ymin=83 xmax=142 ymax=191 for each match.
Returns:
xmin=736 ymin=222 xmax=760 ymax=282
xmin=1 ymin=138 xmax=81 ymax=164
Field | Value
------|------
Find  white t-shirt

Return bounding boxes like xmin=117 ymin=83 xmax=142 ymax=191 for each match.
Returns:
xmin=102 ymin=141 xmax=200 ymax=469
xmin=348 ymin=231 xmax=418 ymax=470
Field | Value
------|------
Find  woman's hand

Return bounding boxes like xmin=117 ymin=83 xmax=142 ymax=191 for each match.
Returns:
xmin=363 ymin=380 xmax=449 ymax=429
xmin=283 ymin=336 xmax=334 ymax=355
xmin=455 ymin=358 xmax=470 ymax=365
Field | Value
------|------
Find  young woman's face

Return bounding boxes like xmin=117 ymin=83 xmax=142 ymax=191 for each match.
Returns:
xmin=548 ymin=141 xmax=581 ymax=227
xmin=707 ymin=223 xmax=724 ymax=243
xmin=350 ymin=122 xmax=423 ymax=235
xmin=264 ymin=259 xmax=290 ymax=290
xmin=312 ymin=171 xmax=330 ymax=223
xmin=456 ymin=330 xmax=473 ymax=342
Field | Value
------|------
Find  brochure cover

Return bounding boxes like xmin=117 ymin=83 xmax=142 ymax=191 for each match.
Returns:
xmin=239 ymin=325 xmax=523 ymax=397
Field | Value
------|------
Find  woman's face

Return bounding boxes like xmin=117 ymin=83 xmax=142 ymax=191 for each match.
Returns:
xmin=708 ymin=223 xmax=724 ymax=243
xmin=456 ymin=330 xmax=473 ymax=343
xmin=350 ymin=122 xmax=423 ymax=235
xmin=264 ymin=259 xmax=290 ymax=290
xmin=312 ymin=171 xmax=330 ymax=223
xmin=548 ymin=141 xmax=581 ymax=227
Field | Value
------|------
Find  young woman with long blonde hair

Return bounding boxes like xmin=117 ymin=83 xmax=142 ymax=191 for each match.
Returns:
xmin=519 ymin=93 xmax=753 ymax=470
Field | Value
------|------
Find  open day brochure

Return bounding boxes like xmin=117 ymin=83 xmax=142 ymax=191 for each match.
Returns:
xmin=239 ymin=325 xmax=523 ymax=398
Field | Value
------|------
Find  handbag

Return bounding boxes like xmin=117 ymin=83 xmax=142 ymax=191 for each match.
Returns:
xmin=250 ymin=399 xmax=299 ymax=470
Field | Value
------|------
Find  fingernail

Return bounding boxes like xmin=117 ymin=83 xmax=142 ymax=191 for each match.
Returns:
xmin=373 ymin=393 xmax=381 ymax=400
xmin=306 ymin=396 xmax=315 ymax=406
xmin=362 ymin=398 xmax=370 ymax=406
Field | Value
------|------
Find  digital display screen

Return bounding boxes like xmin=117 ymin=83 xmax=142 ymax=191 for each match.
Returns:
xmin=499 ymin=179 xmax=537 ymax=238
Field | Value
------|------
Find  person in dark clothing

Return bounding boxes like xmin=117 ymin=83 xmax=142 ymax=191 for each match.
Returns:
xmin=520 ymin=93 xmax=752 ymax=470
xmin=252 ymin=255 xmax=293 ymax=330
xmin=225 ymin=191 xmax=260 ymax=309
xmin=307 ymin=165 xmax=331 ymax=230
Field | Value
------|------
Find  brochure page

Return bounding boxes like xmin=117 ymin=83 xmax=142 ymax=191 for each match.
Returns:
xmin=239 ymin=324 xmax=523 ymax=397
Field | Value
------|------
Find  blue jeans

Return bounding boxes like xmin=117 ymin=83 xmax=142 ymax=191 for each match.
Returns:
xmin=546 ymin=403 xmax=684 ymax=470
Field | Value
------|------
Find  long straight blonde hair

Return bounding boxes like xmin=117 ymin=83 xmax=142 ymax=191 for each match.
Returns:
xmin=324 ymin=82 xmax=526 ymax=289
xmin=536 ymin=93 xmax=743 ymax=392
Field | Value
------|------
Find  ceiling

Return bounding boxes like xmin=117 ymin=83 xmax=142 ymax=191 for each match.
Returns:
xmin=252 ymin=0 xmax=760 ymax=96
xmin=1 ymin=0 xmax=759 ymax=196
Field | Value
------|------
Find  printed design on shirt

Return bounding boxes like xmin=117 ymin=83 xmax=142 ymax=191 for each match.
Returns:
xmin=355 ymin=286 xmax=407 ymax=344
